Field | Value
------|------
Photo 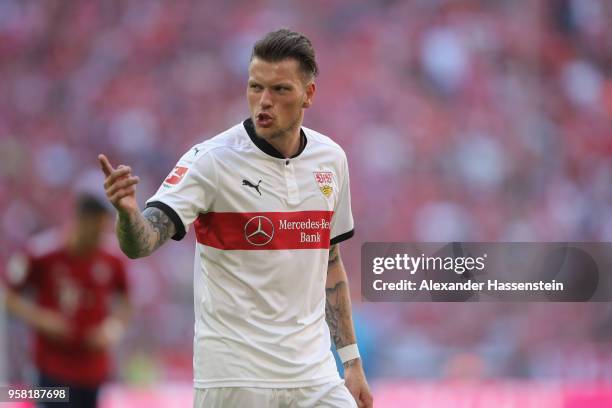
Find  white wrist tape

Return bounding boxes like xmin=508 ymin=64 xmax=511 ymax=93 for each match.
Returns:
xmin=337 ymin=344 xmax=360 ymax=363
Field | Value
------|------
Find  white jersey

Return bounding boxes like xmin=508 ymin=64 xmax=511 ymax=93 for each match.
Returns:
xmin=146 ymin=119 xmax=354 ymax=388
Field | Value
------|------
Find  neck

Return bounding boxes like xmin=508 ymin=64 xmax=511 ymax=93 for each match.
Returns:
xmin=245 ymin=118 xmax=306 ymax=159
xmin=265 ymin=127 xmax=302 ymax=158
xmin=67 ymin=228 xmax=97 ymax=256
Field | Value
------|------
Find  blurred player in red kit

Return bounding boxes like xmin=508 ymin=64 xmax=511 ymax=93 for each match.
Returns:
xmin=4 ymin=194 xmax=131 ymax=408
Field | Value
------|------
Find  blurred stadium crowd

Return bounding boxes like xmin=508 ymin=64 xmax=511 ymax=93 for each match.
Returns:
xmin=1 ymin=0 xmax=611 ymax=386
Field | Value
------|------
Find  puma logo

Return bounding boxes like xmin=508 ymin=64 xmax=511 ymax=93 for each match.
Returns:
xmin=193 ymin=147 xmax=201 ymax=157
xmin=242 ymin=179 xmax=262 ymax=196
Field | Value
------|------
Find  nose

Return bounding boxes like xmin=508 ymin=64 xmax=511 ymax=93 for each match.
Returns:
xmin=260 ymin=88 xmax=273 ymax=109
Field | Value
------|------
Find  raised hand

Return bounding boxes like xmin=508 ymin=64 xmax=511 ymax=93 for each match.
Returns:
xmin=98 ymin=154 xmax=140 ymax=213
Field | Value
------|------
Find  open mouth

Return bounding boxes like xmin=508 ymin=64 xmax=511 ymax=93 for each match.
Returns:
xmin=256 ymin=113 xmax=273 ymax=127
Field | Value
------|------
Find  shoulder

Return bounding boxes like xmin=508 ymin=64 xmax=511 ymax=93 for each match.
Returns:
xmin=303 ymin=127 xmax=349 ymax=174
xmin=6 ymin=230 xmax=64 ymax=285
xmin=26 ymin=229 xmax=65 ymax=260
xmin=97 ymin=248 xmax=127 ymax=272
xmin=303 ymin=126 xmax=348 ymax=161
xmin=184 ymin=123 xmax=251 ymax=164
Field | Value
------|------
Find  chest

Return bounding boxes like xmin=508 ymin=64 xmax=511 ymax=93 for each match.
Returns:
xmin=37 ymin=255 xmax=115 ymax=314
xmin=195 ymin=154 xmax=340 ymax=250
xmin=213 ymin=156 xmax=338 ymax=212
xmin=39 ymin=256 xmax=115 ymax=296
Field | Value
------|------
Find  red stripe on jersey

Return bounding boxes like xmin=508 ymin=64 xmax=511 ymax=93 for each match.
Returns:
xmin=194 ymin=211 xmax=333 ymax=250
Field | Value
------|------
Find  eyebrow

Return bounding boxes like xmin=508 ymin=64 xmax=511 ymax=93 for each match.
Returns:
xmin=248 ymin=80 xmax=294 ymax=88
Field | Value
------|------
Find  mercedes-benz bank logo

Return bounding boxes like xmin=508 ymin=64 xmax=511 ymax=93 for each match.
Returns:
xmin=244 ymin=216 xmax=274 ymax=246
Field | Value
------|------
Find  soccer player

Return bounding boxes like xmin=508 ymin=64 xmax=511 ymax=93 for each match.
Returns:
xmin=98 ymin=28 xmax=373 ymax=408
xmin=4 ymin=194 xmax=131 ymax=408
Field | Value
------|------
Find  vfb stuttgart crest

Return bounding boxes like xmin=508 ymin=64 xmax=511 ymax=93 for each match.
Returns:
xmin=313 ymin=171 xmax=333 ymax=198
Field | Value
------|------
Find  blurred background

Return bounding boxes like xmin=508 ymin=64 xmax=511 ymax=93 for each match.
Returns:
xmin=1 ymin=0 xmax=611 ymax=406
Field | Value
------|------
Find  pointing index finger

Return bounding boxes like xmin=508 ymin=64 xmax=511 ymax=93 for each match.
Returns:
xmin=98 ymin=154 xmax=114 ymax=177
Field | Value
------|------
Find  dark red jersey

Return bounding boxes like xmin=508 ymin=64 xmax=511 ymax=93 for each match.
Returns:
xmin=7 ymin=239 xmax=128 ymax=387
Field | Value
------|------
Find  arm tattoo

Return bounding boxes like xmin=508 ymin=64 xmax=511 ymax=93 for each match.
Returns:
xmin=325 ymin=244 xmax=357 ymax=361
xmin=325 ymin=280 xmax=352 ymax=348
xmin=343 ymin=359 xmax=358 ymax=368
xmin=116 ymin=207 xmax=176 ymax=259
xmin=328 ymin=244 xmax=340 ymax=266
xmin=142 ymin=207 xmax=176 ymax=251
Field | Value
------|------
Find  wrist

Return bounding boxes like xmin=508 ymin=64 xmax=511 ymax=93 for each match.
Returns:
xmin=343 ymin=357 xmax=362 ymax=369
xmin=117 ymin=207 xmax=139 ymax=222
xmin=337 ymin=343 xmax=360 ymax=365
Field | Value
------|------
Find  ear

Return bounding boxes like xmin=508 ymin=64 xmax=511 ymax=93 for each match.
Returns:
xmin=302 ymin=82 xmax=316 ymax=108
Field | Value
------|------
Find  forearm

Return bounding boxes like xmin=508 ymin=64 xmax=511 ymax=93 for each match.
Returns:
xmin=116 ymin=210 xmax=155 ymax=258
xmin=5 ymin=290 xmax=45 ymax=329
xmin=116 ymin=207 xmax=175 ymax=259
xmin=325 ymin=245 xmax=358 ymax=365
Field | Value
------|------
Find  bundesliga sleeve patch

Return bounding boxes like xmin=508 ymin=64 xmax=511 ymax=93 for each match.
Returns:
xmin=164 ymin=166 xmax=189 ymax=185
xmin=313 ymin=171 xmax=333 ymax=198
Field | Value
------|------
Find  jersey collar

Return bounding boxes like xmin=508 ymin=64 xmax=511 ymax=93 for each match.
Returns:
xmin=243 ymin=118 xmax=307 ymax=159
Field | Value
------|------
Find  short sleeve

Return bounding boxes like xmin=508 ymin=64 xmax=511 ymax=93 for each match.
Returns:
xmin=145 ymin=146 xmax=217 ymax=241
xmin=4 ymin=252 xmax=37 ymax=291
xmin=330 ymin=155 xmax=355 ymax=245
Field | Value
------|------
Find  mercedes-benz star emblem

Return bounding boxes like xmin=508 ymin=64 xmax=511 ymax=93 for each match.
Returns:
xmin=244 ymin=216 xmax=274 ymax=246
